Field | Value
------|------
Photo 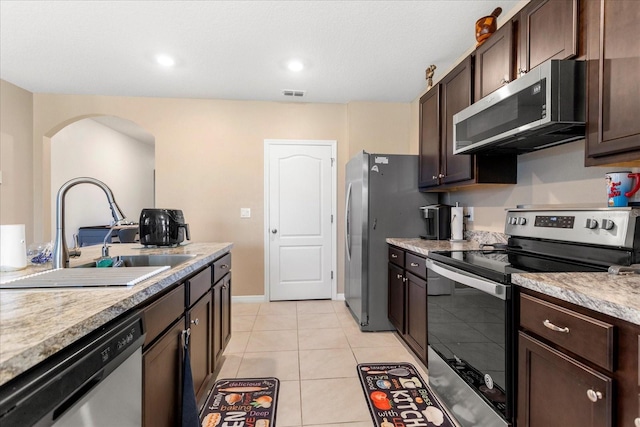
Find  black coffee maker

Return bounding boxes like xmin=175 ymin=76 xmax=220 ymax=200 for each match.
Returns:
xmin=419 ymin=204 xmax=451 ymax=240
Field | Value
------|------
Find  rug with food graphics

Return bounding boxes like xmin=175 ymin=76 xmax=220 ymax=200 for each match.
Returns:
xmin=200 ymin=377 xmax=279 ymax=427
xmin=357 ymin=363 xmax=456 ymax=427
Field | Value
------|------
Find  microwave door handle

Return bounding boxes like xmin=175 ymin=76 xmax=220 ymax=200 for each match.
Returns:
xmin=426 ymin=259 xmax=507 ymax=300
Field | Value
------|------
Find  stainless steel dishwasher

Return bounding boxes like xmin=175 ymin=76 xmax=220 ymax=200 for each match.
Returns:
xmin=0 ymin=311 xmax=145 ymax=427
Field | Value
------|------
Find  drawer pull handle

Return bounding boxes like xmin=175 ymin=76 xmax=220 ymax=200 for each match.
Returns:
xmin=543 ymin=319 xmax=569 ymax=333
xmin=410 ymin=262 xmax=419 ymax=267
xmin=586 ymin=389 xmax=603 ymax=403
xmin=391 ymin=254 xmax=398 ymax=258
xmin=190 ymin=318 xmax=199 ymax=326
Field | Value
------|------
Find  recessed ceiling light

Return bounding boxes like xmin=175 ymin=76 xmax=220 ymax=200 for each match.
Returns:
xmin=287 ymin=60 xmax=304 ymax=72
xmin=156 ymin=54 xmax=175 ymax=67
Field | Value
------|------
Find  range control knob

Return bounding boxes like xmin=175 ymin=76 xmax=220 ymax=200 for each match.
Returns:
xmin=585 ymin=218 xmax=599 ymax=229
xmin=517 ymin=217 xmax=527 ymax=225
xmin=600 ymin=219 xmax=615 ymax=230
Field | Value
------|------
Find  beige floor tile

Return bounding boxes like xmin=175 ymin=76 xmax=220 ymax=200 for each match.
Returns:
xmin=335 ymin=311 xmax=358 ymax=327
xmin=331 ymin=299 xmax=350 ymax=312
xmin=276 ymin=380 xmax=302 ymax=426
xmin=305 ymin=423 xmax=373 ymax=427
xmin=237 ymin=350 xmax=300 ymax=380
xmin=232 ymin=315 xmax=256 ymax=332
xmin=299 ymin=349 xmax=358 ymax=380
xmin=297 ymin=312 xmax=340 ymax=330
xmin=300 ymin=378 xmax=371 ymax=425
xmin=259 ymin=301 xmax=299 ymax=315
xmin=224 ymin=331 xmax=250 ymax=354
xmin=214 ymin=353 xmax=242 ymax=380
xmin=252 ymin=314 xmax=298 ymax=331
xmin=298 ymin=328 xmax=349 ymax=350
xmin=232 ymin=303 xmax=261 ymax=315
xmin=351 ymin=346 xmax=418 ymax=365
xmin=296 ymin=300 xmax=336 ymax=314
xmin=246 ymin=330 xmax=299 ymax=352
xmin=345 ymin=331 xmax=403 ymax=348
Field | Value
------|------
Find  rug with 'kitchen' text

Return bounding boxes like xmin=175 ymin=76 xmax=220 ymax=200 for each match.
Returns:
xmin=357 ymin=363 xmax=456 ymax=427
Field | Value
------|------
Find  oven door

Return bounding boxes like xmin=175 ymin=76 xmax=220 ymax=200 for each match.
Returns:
xmin=426 ymin=258 xmax=514 ymax=427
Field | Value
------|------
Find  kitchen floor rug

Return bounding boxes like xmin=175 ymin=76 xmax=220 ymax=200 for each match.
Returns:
xmin=200 ymin=377 xmax=279 ymax=427
xmin=357 ymin=363 xmax=456 ymax=427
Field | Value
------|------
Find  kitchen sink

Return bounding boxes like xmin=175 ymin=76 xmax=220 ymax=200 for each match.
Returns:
xmin=74 ymin=254 xmax=198 ymax=268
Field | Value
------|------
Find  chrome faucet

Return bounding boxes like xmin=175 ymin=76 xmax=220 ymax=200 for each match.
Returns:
xmin=53 ymin=177 xmax=127 ymax=268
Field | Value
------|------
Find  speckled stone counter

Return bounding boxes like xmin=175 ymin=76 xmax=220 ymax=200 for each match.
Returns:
xmin=386 ymin=230 xmax=506 ymax=255
xmin=0 ymin=242 xmax=232 ymax=386
xmin=512 ymin=272 xmax=640 ymax=327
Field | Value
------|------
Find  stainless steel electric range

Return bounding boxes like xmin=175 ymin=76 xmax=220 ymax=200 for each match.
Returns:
xmin=425 ymin=206 xmax=640 ymax=427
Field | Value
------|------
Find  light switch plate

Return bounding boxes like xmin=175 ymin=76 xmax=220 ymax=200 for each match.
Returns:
xmin=240 ymin=208 xmax=251 ymax=218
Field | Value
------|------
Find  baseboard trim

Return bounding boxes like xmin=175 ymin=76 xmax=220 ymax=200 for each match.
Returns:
xmin=232 ymin=294 xmax=345 ymax=303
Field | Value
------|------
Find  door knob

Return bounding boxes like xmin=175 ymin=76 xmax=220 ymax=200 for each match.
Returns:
xmin=271 ymin=229 xmax=278 ymax=234
xmin=190 ymin=318 xmax=199 ymax=326
xmin=586 ymin=389 xmax=603 ymax=402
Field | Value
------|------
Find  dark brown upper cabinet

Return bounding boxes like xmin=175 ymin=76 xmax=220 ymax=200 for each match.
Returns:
xmin=517 ymin=0 xmax=579 ymax=76
xmin=419 ymin=56 xmax=517 ymax=191
xmin=474 ymin=21 xmax=514 ymax=101
xmin=585 ymin=0 xmax=640 ymax=166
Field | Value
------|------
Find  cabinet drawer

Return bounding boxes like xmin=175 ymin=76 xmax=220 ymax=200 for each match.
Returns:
xmin=143 ymin=284 xmax=185 ymax=347
xmin=213 ymin=253 xmax=232 ymax=284
xmin=520 ymin=294 xmax=614 ymax=371
xmin=187 ymin=266 xmax=212 ymax=307
xmin=405 ymin=253 xmax=426 ymax=280
xmin=388 ymin=246 xmax=405 ymax=267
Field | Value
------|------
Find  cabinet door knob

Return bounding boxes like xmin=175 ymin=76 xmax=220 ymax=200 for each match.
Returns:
xmin=543 ymin=319 xmax=570 ymax=334
xmin=402 ymin=277 xmax=407 ymax=283
xmin=396 ymin=273 xmax=403 ymax=279
xmin=190 ymin=318 xmax=199 ymax=326
xmin=586 ymin=389 xmax=603 ymax=402
xmin=500 ymin=77 xmax=511 ymax=85
xmin=432 ymin=175 xmax=438 ymax=180
xmin=634 ymin=417 xmax=640 ymax=427
xmin=410 ymin=262 xmax=419 ymax=267
xmin=220 ymin=264 xmax=229 ymax=269
xmin=438 ymin=173 xmax=445 ymax=178
xmin=391 ymin=254 xmax=398 ymax=258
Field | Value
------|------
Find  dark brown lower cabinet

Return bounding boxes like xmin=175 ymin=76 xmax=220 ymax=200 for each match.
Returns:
xmin=387 ymin=263 xmax=405 ymax=333
xmin=188 ymin=290 xmax=213 ymax=401
xmin=404 ymin=272 xmax=427 ymax=362
xmin=212 ymin=273 xmax=232 ymax=366
xmin=142 ymin=319 xmax=184 ymax=427
xmin=518 ymin=332 xmax=612 ymax=427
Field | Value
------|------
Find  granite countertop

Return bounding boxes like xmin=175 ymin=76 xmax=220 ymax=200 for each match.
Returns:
xmin=512 ymin=272 xmax=640 ymax=326
xmin=387 ymin=236 xmax=640 ymax=327
xmin=0 ymin=242 xmax=232 ymax=387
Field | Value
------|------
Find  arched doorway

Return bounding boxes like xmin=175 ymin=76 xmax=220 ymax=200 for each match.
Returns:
xmin=49 ymin=116 xmax=155 ymax=245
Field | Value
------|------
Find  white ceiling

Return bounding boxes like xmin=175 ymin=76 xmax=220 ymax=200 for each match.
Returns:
xmin=0 ymin=0 xmax=521 ymax=104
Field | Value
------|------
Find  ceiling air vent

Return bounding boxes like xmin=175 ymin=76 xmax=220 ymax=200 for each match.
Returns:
xmin=282 ymin=89 xmax=305 ymax=97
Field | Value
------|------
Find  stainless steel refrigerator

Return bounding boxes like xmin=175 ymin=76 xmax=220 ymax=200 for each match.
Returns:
xmin=344 ymin=151 xmax=437 ymax=331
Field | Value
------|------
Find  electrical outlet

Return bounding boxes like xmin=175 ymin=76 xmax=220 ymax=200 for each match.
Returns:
xmin=466 ymin=207 xmax=474 ymax=222
xmin=240 ymin=208 xmax=251 ymax=218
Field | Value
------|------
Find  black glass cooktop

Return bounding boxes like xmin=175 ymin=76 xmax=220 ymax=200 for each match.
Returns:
xmin=428 ymin=248 xmax=608 ymax=284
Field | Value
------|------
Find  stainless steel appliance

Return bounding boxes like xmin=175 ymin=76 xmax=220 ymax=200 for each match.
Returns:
xmin=453 ymin=60 xmax=586 ymax=155
xmin=426 ymin=206 xmax=640 ymax=427
xmin=0 ymin=311 xmax=145 ymax=426
xmin=345 ymin=151 xmax=437 ymax=331
xmin=139 ymin=208 xmax=190 ymax=246
xmin=420 ymin=204 xmax=451 ymax=240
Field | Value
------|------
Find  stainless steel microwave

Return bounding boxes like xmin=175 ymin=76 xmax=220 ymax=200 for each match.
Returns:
xmin=453 ymin=60 xmax=586 ymax=155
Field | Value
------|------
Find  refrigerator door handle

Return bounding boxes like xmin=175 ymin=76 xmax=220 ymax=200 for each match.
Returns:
xmin=345 ymin=182 xmax=352 ymax=261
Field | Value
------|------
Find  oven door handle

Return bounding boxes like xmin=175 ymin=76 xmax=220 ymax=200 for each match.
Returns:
xmin=426 ymin=259 xmax=508 ymax=300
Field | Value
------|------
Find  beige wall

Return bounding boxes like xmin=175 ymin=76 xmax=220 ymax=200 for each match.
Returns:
xmin=347 ymin=102 xmax=412 ymax=157
xmin=31 ymin=94 xmax=354 ymax=296
xmin=0 ymin=80 xmax=34 ymax=243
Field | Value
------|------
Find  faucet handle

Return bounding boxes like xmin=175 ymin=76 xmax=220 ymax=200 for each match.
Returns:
xmin=69 ymin=234 xmax=82 ymax=258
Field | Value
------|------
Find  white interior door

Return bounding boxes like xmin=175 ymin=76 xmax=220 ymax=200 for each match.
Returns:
xmin=266 ymin=142 xmax=334 ymax=301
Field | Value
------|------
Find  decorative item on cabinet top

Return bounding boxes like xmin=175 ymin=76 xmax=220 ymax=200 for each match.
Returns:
xmin=475 ymin=7 xmax=502 ymax=47
xmin=425 ymin=64 xmax=437 ymax=90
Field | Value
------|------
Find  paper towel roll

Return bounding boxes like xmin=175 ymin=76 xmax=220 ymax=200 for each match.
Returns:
xmin=450 ymin=207 xmax=464 ymax=241
xmin=1 ymin=224 xmax=27 ymax=271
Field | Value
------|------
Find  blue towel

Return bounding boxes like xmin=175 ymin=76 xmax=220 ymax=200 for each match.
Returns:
xmin=182 ymin=344 xmax=200 ymax=427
